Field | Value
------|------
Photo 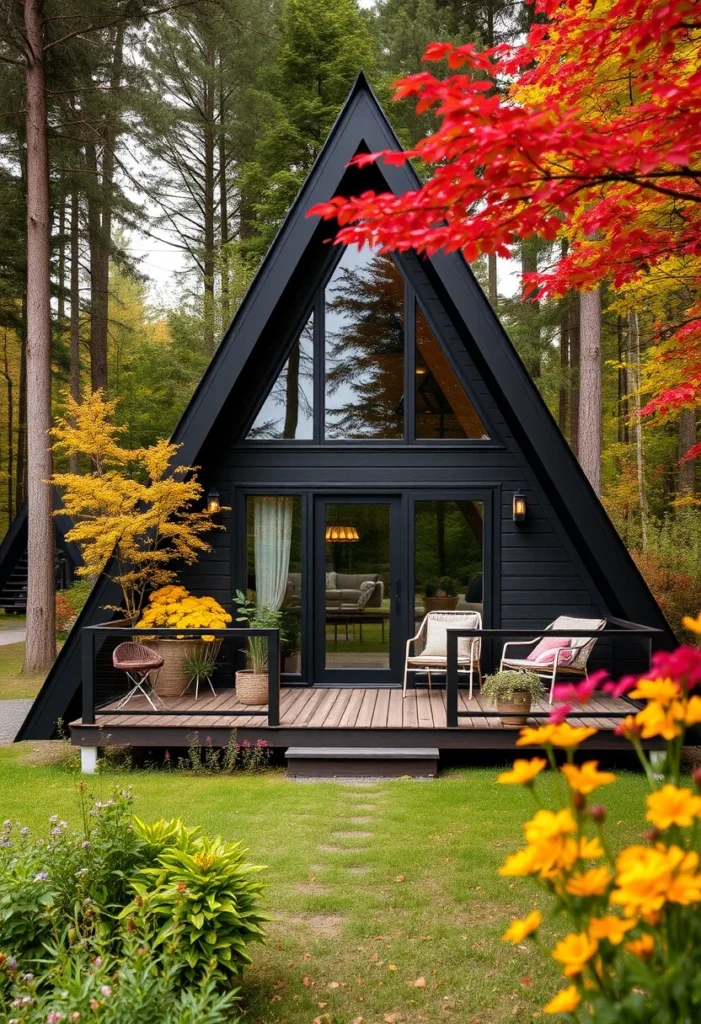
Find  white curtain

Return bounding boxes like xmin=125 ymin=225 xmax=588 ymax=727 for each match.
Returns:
xmin=253 ymin=496 xmax=293 ymax=611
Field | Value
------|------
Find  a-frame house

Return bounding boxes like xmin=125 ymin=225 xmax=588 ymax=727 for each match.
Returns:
xmin=18 ymin=74 xmax=673 ymax=753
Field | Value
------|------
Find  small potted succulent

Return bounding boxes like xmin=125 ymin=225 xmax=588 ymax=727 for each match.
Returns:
xmin=422 ymin=575 xmax=460 ymax=612
xmin=234 ymin=590 xmax=285 ymax=705
xmin=481 ymin=670 xmax=546 ymax=727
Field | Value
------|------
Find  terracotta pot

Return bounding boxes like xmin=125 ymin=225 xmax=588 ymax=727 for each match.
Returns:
xmin=141 ymin=638 xmax=201 ymax=697
xmin=236 ymin=669 xmax=269 ymax=706
xmin=496 ymin=692 xmax=532 ymax=728
xmin=422 ymin=596 xmax=460 ymax=613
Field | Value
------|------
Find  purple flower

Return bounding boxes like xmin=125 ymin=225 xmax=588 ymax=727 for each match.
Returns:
xmin=92 ymin=956 xmax=102 ymax=968
xmin=46 ymin=1011 xmax=64 ymax=1023
xmin=100 ymin=986 xmax=112 ymax=998
xmin=34 ymin=872 xmax=48 ymax=882
xmin=81 ymin=841 xmax=89 ymax=849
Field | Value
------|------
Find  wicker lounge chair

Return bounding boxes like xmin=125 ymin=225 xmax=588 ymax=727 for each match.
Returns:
xmin=403 ymin=610 xmax=482 ymax=698
xmin=499 ymin=615 xmax=606 ymax=702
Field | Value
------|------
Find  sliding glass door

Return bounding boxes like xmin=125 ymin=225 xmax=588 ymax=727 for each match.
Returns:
xmin=314 ymin=496 xmax=403 ymax=684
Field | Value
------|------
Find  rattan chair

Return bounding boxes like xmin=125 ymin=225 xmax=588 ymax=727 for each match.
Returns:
xmin=112 ymin=642 xmax=166 ymax=711
xmin=499 ymin=616 xmax=606 ymax=702
xmin=403 ymin=610 xmax=482 ymax=698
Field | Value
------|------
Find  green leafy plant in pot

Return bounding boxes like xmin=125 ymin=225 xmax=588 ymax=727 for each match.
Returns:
xmin=481 ymin=670 xmax=546 ymax=727
xmin=234 ymin=590 xmax=285 ymax=705
xmin=422 ymin=575 xmax=460 ymax=612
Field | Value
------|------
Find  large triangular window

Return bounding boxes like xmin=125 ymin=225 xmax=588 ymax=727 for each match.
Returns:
xmin=246 ymin=313 xmax=314 ymax=439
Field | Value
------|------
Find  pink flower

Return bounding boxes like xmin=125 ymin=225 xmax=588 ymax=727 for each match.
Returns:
xmin=602 ymin=675 xmax=637 ymax=699
xmin=549 ymin=703 xmax=572 ymax=724
xmin=553 ymin=669 xmax=609 ymax=704
xmin=650 ymin=647 xmax=701 ymax=687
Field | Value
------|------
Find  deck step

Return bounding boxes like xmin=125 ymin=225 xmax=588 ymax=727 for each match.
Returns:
xmin=285 ymin=746 xmax=439 ymax=779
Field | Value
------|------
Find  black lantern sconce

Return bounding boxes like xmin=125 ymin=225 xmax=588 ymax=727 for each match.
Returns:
xmin=512 ymin=491 xmax=527 ymax=523
xmin=206 ymin=489 xmax=221 ymax=515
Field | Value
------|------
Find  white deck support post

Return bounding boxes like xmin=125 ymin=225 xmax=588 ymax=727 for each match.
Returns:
xmin=80 ymin=746 xmax=98 ymax=774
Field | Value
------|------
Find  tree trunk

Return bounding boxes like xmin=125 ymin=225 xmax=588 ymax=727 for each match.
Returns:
xmin=85 ymin=142 xmax=109 ymax=392
xmin=203 ymin=55 xmax=216 ymax=353
xmin=283 ymin=339 xmax=300 ymax=438
xmin=69 ymin=189 xmax=81 ymax=474
xmin=627 ymin=310 xmax=647 ymax=547
xmin=569 ymin=292 xmax=581 ymax=458
xmin=219 ymin=57 xmax=230 ymax=326
xmin=521 ymin=239 xmax=541 ymax=378
xmin=16 ymin=296 xmax=27 ymax=510
xmin=558 ymin=295 xmax=569 ymax=434
xmin=57 ymin=192 xmax=66 ymax=324
xmin=23 ymin=0 xmax=56 ymax=672
xmin=578 ymin=288 xmax=602 ymax=495
xmin=679 ymin=407 xmax=697 ymax=496
xmin=487 ymin=254 xmax=497 ymax=309
xmin=2 ymin=331 xmax=14 ymax=522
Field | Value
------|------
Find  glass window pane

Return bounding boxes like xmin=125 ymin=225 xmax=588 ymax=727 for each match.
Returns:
xmin=247 ymin=314 xmax=314 ymax=439
xmin=415 ymin=306 xmax=488 ymax=439
xmin=413 ymin=500 xmax=484 ymax=633
xmin=325 ymin=246 xmax=404 ymax=439
xmin=325 ymin=503 xmax=390 ymax=669
xmin=246 ymin=495 xmax=302 ymax=673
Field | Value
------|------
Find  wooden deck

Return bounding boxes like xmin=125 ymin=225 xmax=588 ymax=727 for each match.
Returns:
xmin=70 ymin=686 xmax=644 ymax=752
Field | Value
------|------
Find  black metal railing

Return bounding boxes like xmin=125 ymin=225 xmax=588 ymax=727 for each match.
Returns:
xmin=82 ymin=626 xmax=280 ymax=727
xmin=445 ymin=620 xmax=665 ymax=728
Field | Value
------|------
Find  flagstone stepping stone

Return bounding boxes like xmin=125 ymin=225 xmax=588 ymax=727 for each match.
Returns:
xmin=293 ymin=881 xmax=332 ymax=895
xmin=346 ymin=865 xmax=371 ymax=874
xmin=348 ymin=816 xmax=373 ymax=824
xmin=332 ymin=830 xmax=373 ymax=839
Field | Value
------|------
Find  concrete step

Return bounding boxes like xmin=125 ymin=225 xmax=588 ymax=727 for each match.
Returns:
xmin=285 ymin=746 xmax=439 ymax=779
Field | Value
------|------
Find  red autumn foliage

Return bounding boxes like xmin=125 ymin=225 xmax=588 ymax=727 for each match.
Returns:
xmin=309 ymin=0 xmax=701 ymax=428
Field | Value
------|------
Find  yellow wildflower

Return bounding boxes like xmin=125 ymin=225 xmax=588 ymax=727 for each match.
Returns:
xmin=577 ymin=836 xmax=605 ymax=860
xmin=646 ymin=784 xmax=701 ymax=830
xmin=516 ymin=724 xmax=558 ymax=747
xmin=550 ymin=723 xmax=597 ymax=748
xmin=682 ymin=613 xmax=701 ymax=634
xmin=498 ymin=758 xmax=548 ymax=785
xmin=525 ymin=809 xmax=578 ymax=845
xmin=544 ymin=986 xmax=581 ymax=1014
xmin=561 ymin=761 xmax=616 ymax=795
xmin=611 ymin=844 xmax=701 ymax=917
xmin=634 ymin=701 xmax=684 ymax=741
xmin=502 ymin=909 xmax=542 ymax=943
xmin=625 ymin=933 xmax=654 ymax=959
xmin=499 ymin=847 xmax=538 ymax=877
xmin=551 ymin=931 xmax=598 ymax=977
xmin=684 ymin=696 xmax=701 ymax=726
xmin=628 ymin=677 xmax=681 ymax=704
xmin=588 ymin=915 xmax=635 ymax=945
xmin=565 ymin=866 xmax=613 ymax=897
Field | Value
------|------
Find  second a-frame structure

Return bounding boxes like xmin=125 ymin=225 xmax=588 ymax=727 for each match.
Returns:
xmin=19 ymin=74 xmax=673 ymax=745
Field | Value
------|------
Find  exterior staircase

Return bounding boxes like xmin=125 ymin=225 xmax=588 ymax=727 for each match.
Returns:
xmin=285 ymin=746 xmax=439 ymax=779
xmin=0 ymin=552 xmax=28 ymax=613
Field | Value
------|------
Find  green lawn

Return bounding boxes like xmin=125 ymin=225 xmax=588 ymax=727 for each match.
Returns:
xmin=0 ymin=744 xmax=650 ymax=1023
xmin=0 ymin=641 xmax=45 ymax=699
xmin=0 ymin=612 xmax=25 ymax=630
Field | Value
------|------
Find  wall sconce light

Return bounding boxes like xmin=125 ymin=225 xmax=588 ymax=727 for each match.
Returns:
xmin=207 ymin=489 xmax=221 ymax=514
xmin=512 ymin=491 xmax=527 ymax=523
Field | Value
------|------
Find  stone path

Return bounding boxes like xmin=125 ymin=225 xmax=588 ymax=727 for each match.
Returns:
xmin=0 ymin=629 xmax=26 ymax=646
xmin=0 ymin=699 xmax=32 ymax=744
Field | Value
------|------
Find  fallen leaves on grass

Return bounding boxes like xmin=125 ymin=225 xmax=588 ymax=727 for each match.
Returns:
xmin=395 ymin=875 xmax=405 ymax=883
xmin=407 ymin=977 xmax=426 ymax=988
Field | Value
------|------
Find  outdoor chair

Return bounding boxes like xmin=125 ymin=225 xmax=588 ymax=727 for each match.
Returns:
xmin=499 ymin=615 xmax=607 ymax=703
xmin=403 ymin=610 xmax=482 ymax=698
xmin=112 ymin=641 xmax=167 ymax=711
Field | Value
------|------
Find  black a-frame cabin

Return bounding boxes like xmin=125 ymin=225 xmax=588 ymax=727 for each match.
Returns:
xmin=18 ymin=74 xmax=673 ymax=753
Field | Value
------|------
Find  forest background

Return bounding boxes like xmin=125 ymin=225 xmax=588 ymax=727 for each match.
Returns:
xmin=0 ymin=0 xmax=698 ymax=641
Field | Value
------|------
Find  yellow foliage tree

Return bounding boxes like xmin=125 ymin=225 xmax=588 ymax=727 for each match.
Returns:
xmin=51 ymin=390 xmax=224 ymax=619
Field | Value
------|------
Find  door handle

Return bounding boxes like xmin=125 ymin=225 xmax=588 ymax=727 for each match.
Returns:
xmin=394 ymin=580 xmax=401 ymax=612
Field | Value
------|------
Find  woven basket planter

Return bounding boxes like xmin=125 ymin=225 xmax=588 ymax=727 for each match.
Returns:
xmin=422 ymin=596 xmax=460 ymax=613
xmin=142 ymin=638 xmax=200 ymax=698
xmin=236 ymin=670 xmax=269 ymax=706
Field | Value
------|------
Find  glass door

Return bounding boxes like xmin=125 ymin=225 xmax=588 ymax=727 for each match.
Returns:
xmin=314 ymin=496 xmax=403 ymax=684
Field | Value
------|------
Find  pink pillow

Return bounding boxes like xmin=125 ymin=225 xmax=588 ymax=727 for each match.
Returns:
xmin=527 ymin=637 xmax=575 ymax=667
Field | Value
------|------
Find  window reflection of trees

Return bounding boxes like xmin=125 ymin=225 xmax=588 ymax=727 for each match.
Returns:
xmin=247 ymin=315 xmax=314 ymax=439
xmin=325 ymin=251 xmax=404 ymax=439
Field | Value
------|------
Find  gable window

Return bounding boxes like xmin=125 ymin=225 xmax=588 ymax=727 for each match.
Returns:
xmin=324 ymin=246 xmax=404 ymax=440
xmin=247 ymin=313 xmax=314 ymax=439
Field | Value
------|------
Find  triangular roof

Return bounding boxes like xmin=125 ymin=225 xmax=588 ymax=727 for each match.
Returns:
xmin=18 ymin=73 xmax=673 ymax=740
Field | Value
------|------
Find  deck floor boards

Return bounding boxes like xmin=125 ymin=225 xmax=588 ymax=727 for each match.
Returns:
xmin=73 ymin=686 xmax=637 ymax=738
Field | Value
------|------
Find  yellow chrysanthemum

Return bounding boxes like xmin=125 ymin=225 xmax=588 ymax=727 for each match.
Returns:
xmin=646 ymin=784 xmax=701 ymax=830
xmin=498 ymin=758 xmax=548 ymax=785
xmin=544 ymin=985 xmax=581 ymax=1014
xmin=551 ymin=931 xmax=598 ymax=977
xmin=588 ymin=915 xmax=635 ymax=945
xmin=502 ymin=909 xmax=542 ymax=944
xmin=565 ymin=866 xmax=613 ymax=897
xmin=561 ymin=761 xmax=616 ymax=795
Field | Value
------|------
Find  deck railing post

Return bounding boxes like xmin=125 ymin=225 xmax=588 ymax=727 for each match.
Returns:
xmin=446 ymin=629 xmax=459 ymax=728
xmin=82 ymin=629 xmax=95 ymax=726
xmin=267 ymin=628 xmax=280 ymax=727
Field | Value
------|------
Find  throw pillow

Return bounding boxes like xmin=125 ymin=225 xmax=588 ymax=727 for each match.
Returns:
xmin=356 ymin=580 xmax=376 ymax=610
xmin=325 ymin=571 xmax=337 ymax=590
xmin=526 ymin=637 xmax=574 ymax=666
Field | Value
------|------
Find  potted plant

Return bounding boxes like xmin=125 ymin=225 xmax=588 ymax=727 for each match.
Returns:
xmin=234 ymin=590 xmax=286 ymax=705
xmin=422 ymin=576 xmax=460 ymax=612
xmin=137 ymin=586 xmax=231 ymax=696
xmin=481 ymin=670 xmax=546 ymax=727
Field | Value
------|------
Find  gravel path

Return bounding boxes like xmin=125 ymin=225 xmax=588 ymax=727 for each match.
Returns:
xmin=0 ymin=629 xmax=26 ymax=646
xmin=0 ymin=699 xmax=32 ymax=744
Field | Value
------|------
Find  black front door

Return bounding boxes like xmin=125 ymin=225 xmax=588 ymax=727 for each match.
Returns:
xmin=314 ymin=495 xmax=403 ymax=684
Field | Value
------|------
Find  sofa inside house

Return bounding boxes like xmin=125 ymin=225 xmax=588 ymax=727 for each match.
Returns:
xmin=285 ymin=572 xmax=385 ymax=610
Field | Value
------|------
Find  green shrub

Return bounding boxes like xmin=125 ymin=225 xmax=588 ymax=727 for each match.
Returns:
xmin=481 ymin=670 xmax=546 ymax=703
xmin=121 ymin=830 xmax=268 ymax=984
xmin=0 ymin=937 xmax=239 ymax=1023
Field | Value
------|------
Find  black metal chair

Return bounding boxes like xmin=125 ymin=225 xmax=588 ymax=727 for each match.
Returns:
xmin=112 ymin=642 xmax=166 ymax=711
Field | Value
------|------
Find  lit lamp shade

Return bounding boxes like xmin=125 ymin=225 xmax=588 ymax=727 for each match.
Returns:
xmin=512 ymin=492 xmax=527 ymax=523
xmin=207 ymin=489 xmax=221 ymax=514
xmin=325 ymin=525 xmax=360 ymax=543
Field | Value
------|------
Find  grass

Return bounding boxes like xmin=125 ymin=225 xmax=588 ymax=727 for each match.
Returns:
xmin=0 ymin=642 xmax=44 ymax=699
xmin=0 ymin=612 xmax=25 ymax=630
xmin=0 ymin=743 xmax=650 ymax=1023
